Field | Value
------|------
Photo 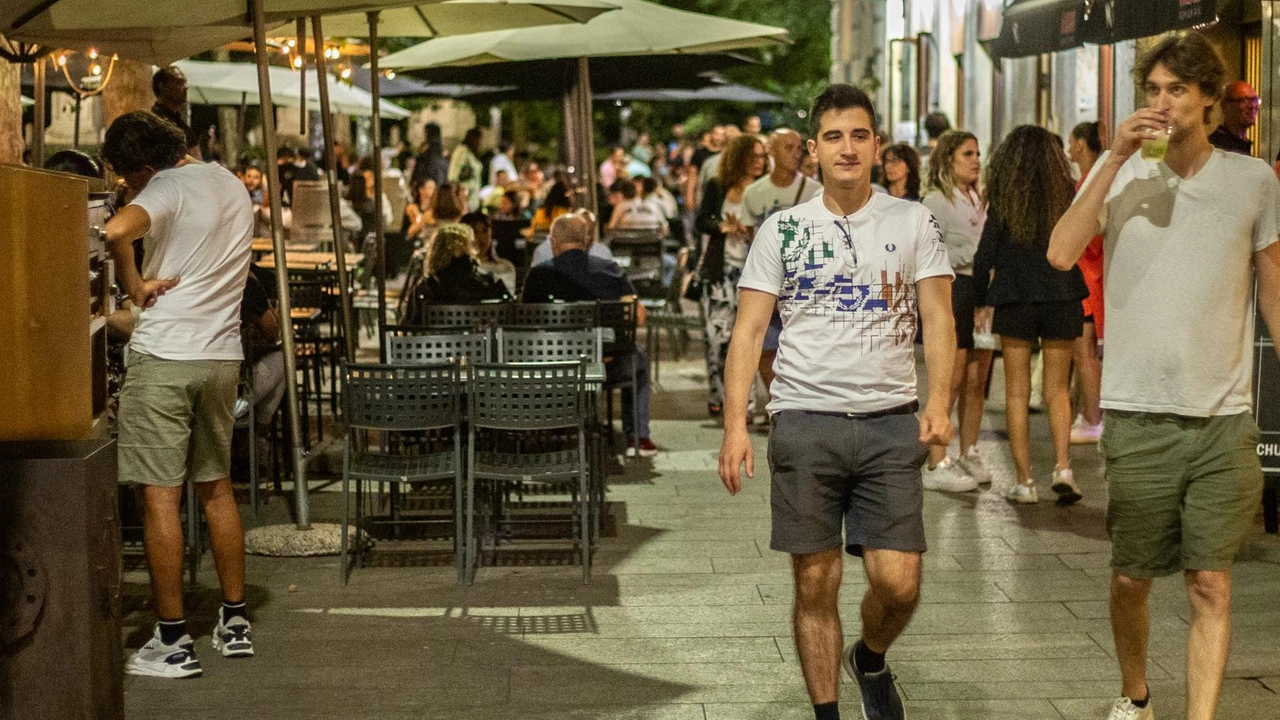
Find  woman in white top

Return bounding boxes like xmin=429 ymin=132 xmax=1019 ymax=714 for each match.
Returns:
xmin=920 ymin=130 xmax=993 ymax=492
xmin=461 ymin=211 xmax=517 ymax=296
xmin=693 ymin=135 xmax=767 ymax=416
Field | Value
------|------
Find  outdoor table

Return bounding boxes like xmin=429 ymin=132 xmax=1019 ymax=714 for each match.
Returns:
xmin=259 ymin=252 xmax=364 ymax=271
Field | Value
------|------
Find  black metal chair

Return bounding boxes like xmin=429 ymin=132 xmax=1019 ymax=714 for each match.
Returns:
xmin=340 ymin=362 xmax=465 ymax=584
xmin=384 ymin=326 xmax=491 ymax=365
xmin=416 ymin=303 xmax=511 ymax=330
xmin=465 ymin=362 xmax=592 ymax=583
xmin=506 ymin=301 xmax=598 ymax=329
xmin=495 ymin=327 xmax=602 ymax=364
xmin=597 ymin=298 xmax=641 ymax=458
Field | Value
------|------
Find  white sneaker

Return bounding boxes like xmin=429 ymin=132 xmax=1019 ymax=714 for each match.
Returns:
xmin=212 ymin=615 xmax=254 ymax=658
xmin=922 ymin=456 xmax=979 ymax=492
xmin=1107 ymin=694 xmax=1154 ymax=720
xmin=125 ymin=624 xmax=203 ymax=678
xmin=955 ymin=446 xmax=992 ymax=485
xmin=1005 ymin=482 xmax=1039 ymax=504
xmin=1071 ymin=415 xmax=1103 ymax=444
xmin=1051 ymin=467 xmax=1083 ymax=505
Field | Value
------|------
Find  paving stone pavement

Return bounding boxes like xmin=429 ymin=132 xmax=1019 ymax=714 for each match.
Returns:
xmin=122 ymin=357 xmax=1280 ymax=720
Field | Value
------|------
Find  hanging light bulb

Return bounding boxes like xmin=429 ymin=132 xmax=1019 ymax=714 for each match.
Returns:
xmin=384 ymin=70 xmax=396 ymax=79
xmin=57 ymin=54 xmax=68 ymax=67
xmin=340 ymin=66 xmax=352 ymax=79
xmin=293 ymin=55 xmax=303 ymax=69
xmin=90 ymin=63 xmax=102 ymax=76
xmin=286 ymin=38 xmax=296 ymax=48
xmin=88 ymin=47 xmax=99 ymax=60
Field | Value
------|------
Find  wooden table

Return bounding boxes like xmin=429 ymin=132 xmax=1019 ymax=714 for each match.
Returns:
xmin=258 ymin=252 xmax=364 ymax=271
xmin=252 ymin=238 xmax=319 ymax=255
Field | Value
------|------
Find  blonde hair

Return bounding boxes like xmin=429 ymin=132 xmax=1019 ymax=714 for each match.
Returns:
xmin=426 ymin=223 xmax=475 ymax=277
xmin=925 ymin=130 xmax=981 ymax=202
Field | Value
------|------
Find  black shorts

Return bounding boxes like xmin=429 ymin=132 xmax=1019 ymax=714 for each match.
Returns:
xmin=767 ymin=408 xmax=929 ymax=557
xmin=992 ymin=301 xmax=1083 ymax=341
xmin=952 ymin=274 xmax=976 ymax=350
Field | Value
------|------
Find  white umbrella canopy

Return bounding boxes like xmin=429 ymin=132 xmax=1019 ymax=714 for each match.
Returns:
xmin=4 ymin=0 xmax=474 ymax=31
xmin=2 ymin=24 xmax=263 ymax=66
xmin=176 ymin=59 xmax=411 ymax=117
xmin=276 ymin=0 xmax=615 ymax=39
xmin=380 ymin=0 xmax=788 ymax=69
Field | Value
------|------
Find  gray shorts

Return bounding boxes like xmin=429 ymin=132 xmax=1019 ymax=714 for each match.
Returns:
xmin=768 ymin=408 xmax=929 ymax=557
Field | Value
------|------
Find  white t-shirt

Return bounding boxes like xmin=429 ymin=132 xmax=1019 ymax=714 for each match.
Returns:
xmin=130 ymin=161 xmax=253 ymax=361
xmin=739 ymin=192 xmax=954 ymax=413
xmin=921 ymin=187 xmax=985 ymax=276
xmin=530 ymin=238 xmax=615 ymax=266
xmin=1081 ymin=149 xmax=1280 ymax=416
xmin=742 ymin=173 xmax=823 ymax=229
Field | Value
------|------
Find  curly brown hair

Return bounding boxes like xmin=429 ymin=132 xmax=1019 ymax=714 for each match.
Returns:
xmin=716 ymin=135 xmax=765 ymax=189
xmin=426 ymin=223 xmax=475 ymax=277
xmin=983 ymin=125 xmax=1075 ymax=247
xmin=925 ymin=130 xmax=980 ymax=202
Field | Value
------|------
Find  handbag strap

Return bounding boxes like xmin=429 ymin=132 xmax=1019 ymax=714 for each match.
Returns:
xmin=792 ymin=176 xmax=807 ymax=206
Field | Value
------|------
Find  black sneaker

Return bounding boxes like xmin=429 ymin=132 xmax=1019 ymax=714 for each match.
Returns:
xmin=841 ymin=641 xmax=905 ymax=720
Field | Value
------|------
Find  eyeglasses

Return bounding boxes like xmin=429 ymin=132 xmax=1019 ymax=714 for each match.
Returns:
xmin=834 ymin=217 xmax=858 ymax=267
xmin=1226 ymin=96 xmax=1261 ymax=108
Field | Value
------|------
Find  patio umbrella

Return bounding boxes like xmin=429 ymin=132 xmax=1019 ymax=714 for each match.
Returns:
xmin=346 ymin=65 xmax=512 ymax=98
xmin=175 ymin=59 xmax=412 ymax=117
xmin=21 ymin=95 xmax=34 ymax=106
xmin=276 ymin=0 xmax=613 ymax=38
xmin=594 ymin=82 xmax=784 ymax=104
xmin=380 ymin=0 xmax=789 ymax=211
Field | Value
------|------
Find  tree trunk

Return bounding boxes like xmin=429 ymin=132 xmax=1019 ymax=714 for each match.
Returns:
xmin=101 ymin=59 xmax=153 ymax=129
xmin=0 ymin=57 xmax=23 ymax=165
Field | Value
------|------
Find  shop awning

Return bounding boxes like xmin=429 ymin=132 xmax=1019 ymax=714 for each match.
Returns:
xmin=986 ymin=0 xmax=1220 ymax=60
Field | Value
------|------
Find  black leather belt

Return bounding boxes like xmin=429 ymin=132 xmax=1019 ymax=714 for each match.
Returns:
xmin=802 ymin=401 xmax=919 ymax=420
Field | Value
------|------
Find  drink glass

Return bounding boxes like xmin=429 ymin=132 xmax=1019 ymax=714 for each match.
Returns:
xmin=1141 ymin=124 xmax=1171 ymax=162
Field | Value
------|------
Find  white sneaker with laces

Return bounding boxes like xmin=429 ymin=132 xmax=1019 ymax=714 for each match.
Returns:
xmin=212 ymin=615 xmax=254 ymax=658
xmin=1005 ymin=482 xmax=1039 ymax=504
xmin=955 ymin=446 xmax=992 ymax=485
xmin=1051 ymin=467 xmax=1083 ymax=505
xmin=1107 ymin=695 xmax=1154 ymax=720
xmin=922 ymin=456 xmax=979 ymax=492
xmin=125 ymin=624 xmax=203 ymax=678
xmin=1071 ymin=415 xmax=1103 ymax=444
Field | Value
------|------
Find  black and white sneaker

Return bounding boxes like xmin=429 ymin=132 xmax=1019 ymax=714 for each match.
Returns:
xmin=842 ymin=641 xmax=906 ymax=720
xmin=125 ymin=625 xmax=203 ymax=679
xmin=212 ymin=616 xmax=254 ymax=658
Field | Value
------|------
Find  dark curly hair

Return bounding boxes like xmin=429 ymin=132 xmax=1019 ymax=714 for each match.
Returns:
xmin=101 ymin=110 xmax=186 ymax=176
xmin=984 ymin=125 xmax=1075 ymax=247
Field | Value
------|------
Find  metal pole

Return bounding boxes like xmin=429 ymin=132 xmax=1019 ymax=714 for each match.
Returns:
xmin=367 ymin=10 xmax=387 ymax=357
xmin=577 ymin=56 xmax=597 ymax=216
xmin=73 ymin=92 xmax=81 ymax=148
xmin=312 ymin=14 xmax=357 ymax=363
xmin=297 ymin=19 xmax=307 ymax=137
xmin=32 ymin=55 xmax=45 ymax=167
xmin=251 ymin=0 xmax=310 ymax=529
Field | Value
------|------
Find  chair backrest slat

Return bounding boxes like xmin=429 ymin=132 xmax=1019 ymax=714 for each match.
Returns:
xmin=342 ymin=362 xmax=460 ymax=431
xmin=467 ymin=362 xmax=584 ymax=430
xmin=496 ymin=327 xmax=601 ymax=364
xmin=417 ymin=303 xmax=510 ymax=330
xmin=507 ymin=301 xmax=597 ymax=329
xmin=384 ymin=327 xmax=490 ymax=365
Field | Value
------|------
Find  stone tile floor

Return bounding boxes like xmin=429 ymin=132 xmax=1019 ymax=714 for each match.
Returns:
xmin=123 ymin=358 xmax=1280 ymax=719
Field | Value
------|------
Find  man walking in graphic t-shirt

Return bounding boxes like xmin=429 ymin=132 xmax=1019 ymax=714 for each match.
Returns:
xmin=719 ymin=84 xmax=956 ymax=720
xmin=1050 ymin=32 xmax=1280 ymax=720
xmin=103 ymin=110 xmax=256 ymax=679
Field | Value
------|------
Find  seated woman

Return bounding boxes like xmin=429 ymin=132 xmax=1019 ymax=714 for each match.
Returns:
xmin=404 ymin=223 xmax=508 ymax=322
xmin=529 ymin=180 xmax=573 ymax=233
xmin=461 ymin=211 xmax=517 ymax=296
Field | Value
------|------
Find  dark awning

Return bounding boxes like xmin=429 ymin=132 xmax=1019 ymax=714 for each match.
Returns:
xmin=986 ymin=0 xmax=1220 ymax=60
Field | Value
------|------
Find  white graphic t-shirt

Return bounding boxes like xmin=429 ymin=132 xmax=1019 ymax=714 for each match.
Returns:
xmin=739 ymin=192 xmax=953 ymax=414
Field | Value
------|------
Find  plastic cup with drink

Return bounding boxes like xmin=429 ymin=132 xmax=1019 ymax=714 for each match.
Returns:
xmin=1141 ymin=117 xmax=1172 ymax=163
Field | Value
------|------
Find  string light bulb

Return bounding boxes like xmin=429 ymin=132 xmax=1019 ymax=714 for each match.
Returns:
xmin=57 ymin=54 xmax=68 ymax=67
xmin=384 ymin=70 xmax=395 ymax=79
xmin=340 ymin=67 xmax=352 ymax=79
xmin=88 ymin=47 xmax=98 ymax=60
xmin=90 ymin=63 xmax=101 ymax=76
xmin=292 ymin=55 xmax=303 ymax=69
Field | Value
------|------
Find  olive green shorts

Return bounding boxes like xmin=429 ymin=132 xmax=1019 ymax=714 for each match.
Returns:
xmin=117 ymin=351 xmax=241 ymax=488
xmin=1101 ymin=410 xmax=1262 ymax=578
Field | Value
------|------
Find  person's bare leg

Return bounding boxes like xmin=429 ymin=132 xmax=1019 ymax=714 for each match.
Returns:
xmin=1111 ymin=572 xmax=1153 ymax=702
xmin=142 ymin=485 xmax=188 ymax=620
xmin=1185 ymin=569 xmax=1233 ymax=720
xmin=959 ymin=349 xmax=992 ymax=452
xmin=929 ymin=347 xmax=968 ymax=468
xmin=1041 ymin=340 xmax=1075 ymax=471
xmin=194 ymin=477 xmax=246 ymax=604
xmin=792 ymin=548 xmax=844 ymax=705
xmin=1072 ymin=324 xmax=1102 ymax=425
xmin=860 ymin=548 xmax=922 ymax=653
xmin=1000 ymin=338 xmax=1033 ymax=483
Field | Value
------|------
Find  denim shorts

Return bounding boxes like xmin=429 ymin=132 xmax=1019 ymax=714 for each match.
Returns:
xmin=768 ymin=408 xmax=929 ymax=557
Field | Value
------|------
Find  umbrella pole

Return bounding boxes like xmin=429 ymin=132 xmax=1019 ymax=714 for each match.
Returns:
xmin=576 ymin=56 xmax=598 ymax=216
xmin=297 ymin=19 xmax=307 ymax=136
xmin=33 ymin=54 xmax=45 ymax=168
xmin=252 ymin=0 xmax=310 ymax=530
xmin=367 ymin=10 xmax=387 ymax=358
xmin=312 ymin=14 xmax=357 ymax=363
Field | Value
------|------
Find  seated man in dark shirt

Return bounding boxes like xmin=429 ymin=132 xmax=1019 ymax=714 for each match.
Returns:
xmin=522 ymin=214 xmax=658 ymax=457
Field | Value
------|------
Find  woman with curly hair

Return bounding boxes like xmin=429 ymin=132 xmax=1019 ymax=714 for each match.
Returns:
xmin=973 ymin=125 xmax=1087 ymax=504
xmin=694 ymin=133 xmax=767 ymax=417
xmin=920 ymin=130 xmax=992 ymax=492
xmin=881 ymin=142 xmax=921 ymax=201
xmin=404 ymin=223 xmax=507 ymax=321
